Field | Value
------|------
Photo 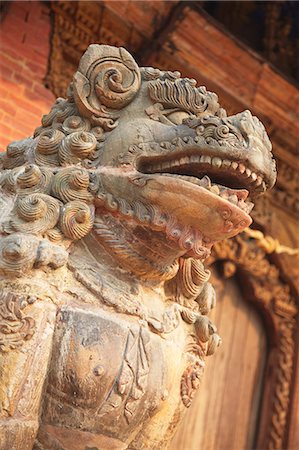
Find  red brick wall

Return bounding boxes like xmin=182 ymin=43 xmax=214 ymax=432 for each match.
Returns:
xmin=0 ymin=1 xmax=55 ymax=150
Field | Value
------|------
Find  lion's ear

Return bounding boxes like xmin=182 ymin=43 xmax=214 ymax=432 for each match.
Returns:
xmin=73 ymin=44 xmax=141 ymax=120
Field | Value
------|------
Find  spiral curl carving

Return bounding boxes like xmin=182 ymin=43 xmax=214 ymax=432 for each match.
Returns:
xmin=180 ymin=308 xmax=199 ymax=324
xmin=17 ymin=165 xmax=42 ymax=189
xmin=195 ymin=282 xmax=216 ymax=315
xmin=60 ymin=200 xmax=93 ymax=240
xmin=39 ymin=98 xmax=78 ymax=130
xmin=16 ymin=165 xmax=53 ymax=195
xmin=94 ymin=61 xmax=140 ymax=109
xmin=62 ymin=115 xmax=91 ymax=135
xmin=1 ymin=167 xmax=23 ymax=193
xmin=2 ymin=142 xmax=26 ymax=169
xmin=35 ymin=129 xmax=65 ymax=166
xmin=58 ymin=131 xmax=97 ymax=165
xmin=73 ymin=45 xmax=141 ymax=127
xmin=166 ymin=258 xmax=214 ymax=312
xmin=51 ymin=167 xmax=93 ymax=203
xmin=5 ymin=193 xmax=60 ymax=235
xmin=195 ymin=116 xmax=244 ymax=148
xmin=195 ymin=316 xmax=216 ymax=343
xmin=90 ymin=126 xmax=105 ymax=140
xmin=206 ymin=333 xmax=222 ymax=356
xmin=214 ymin=124 xmax=230 ymax=139
xmin=45 ymin=228 xmax=65 ymax=244
xmin=18 ymin=196 xmax=47 ymax=222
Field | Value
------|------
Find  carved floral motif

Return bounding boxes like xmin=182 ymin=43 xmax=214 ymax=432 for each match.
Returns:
xmin=0 ymin=291 xmax=36 ymax=352
xmin=181 ymin=360 xmax=205 ymax=408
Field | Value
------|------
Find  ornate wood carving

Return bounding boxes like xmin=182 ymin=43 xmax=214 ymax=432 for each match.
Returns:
xmin=0 ymin=291 xmax=36 ymax=352
xmin=254 ymin=153 xmax=299 ymax=222
xmin=209 ymin=233 xmax=298 ymax=450
xmin=6 ymin=0 xmax=296 ymax=447
xmin=201 ymin=1 xmax=299 ymax=83
xmin=46 ymin=0 xmax=179 ymax=98
xmin=46 ymin=2 xmax=299 ymax=232
xmin=0 ymin=43 xmax=279 ymax=449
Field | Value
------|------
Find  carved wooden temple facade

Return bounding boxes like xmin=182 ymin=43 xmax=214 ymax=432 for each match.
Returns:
xmin=0 ymin=2 xmax=298 ymax=450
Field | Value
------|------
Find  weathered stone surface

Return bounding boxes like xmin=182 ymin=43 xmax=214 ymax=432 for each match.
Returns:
xmin=0 ymin=44 xmax=275 ymax=449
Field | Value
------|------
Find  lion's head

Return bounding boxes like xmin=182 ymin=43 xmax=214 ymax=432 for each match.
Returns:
xmin=0 ymin=44 xmax=276 ymax=280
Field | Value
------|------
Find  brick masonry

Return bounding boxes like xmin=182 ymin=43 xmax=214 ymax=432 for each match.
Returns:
xmin=0 ymin=1 xmax=55 ymax=150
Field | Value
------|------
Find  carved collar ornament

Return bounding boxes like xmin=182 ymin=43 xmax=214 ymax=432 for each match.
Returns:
xmin=0 ymin=45 xmax=276 ymax=449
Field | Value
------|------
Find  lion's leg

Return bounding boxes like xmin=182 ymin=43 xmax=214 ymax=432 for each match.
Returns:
xmin=0 ymin=291 xmax=56 ymax=450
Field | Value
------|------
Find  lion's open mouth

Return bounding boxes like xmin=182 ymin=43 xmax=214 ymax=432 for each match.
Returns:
xmin=137 ymin=151 xmax=267 ymax=215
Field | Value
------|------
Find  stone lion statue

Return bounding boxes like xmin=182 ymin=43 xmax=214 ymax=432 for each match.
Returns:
xmin=0 ymin=45 xmax=276 ymax=450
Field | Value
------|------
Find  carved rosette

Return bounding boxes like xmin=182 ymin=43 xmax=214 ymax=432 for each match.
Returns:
xmin=72 ymin=44 xmax=141 ymax=130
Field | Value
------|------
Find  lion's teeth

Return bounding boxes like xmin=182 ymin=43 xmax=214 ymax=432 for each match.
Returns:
xmin=231 ymin=162 xmax=238 ymax=170
xmin=212 ymin=157 xmax=222 ymax=168
xmin=222 ymin=159 xmax=231 ymax=167
xmin=201 ymin=155 xmax=211 ymax=164
xmin=201 ymin=175 xmax=211 ymax=188
xmin=238 ymin=164 xmax=246 ymax=174
xmin=190 ymin=154 xmax=199 ymax=163
xmin=247 ymin=202 xmax=254 ymax=213
xmin=229 ymin=194 xmax=238 ymax=205
xmin=256 ymin=176 xmax=263 ymax=186
xmin=180 ymin=157 xmax=188 ymax=165
xmin=245 ymin=168 xmax=251 ymax=177
xmin=251 ymin=172 xmax=257 ymax=181
xmin=219 ymin=190 xmax=229 ymax=198
xmin=210 ymin=185 xmax=220 ymax=195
